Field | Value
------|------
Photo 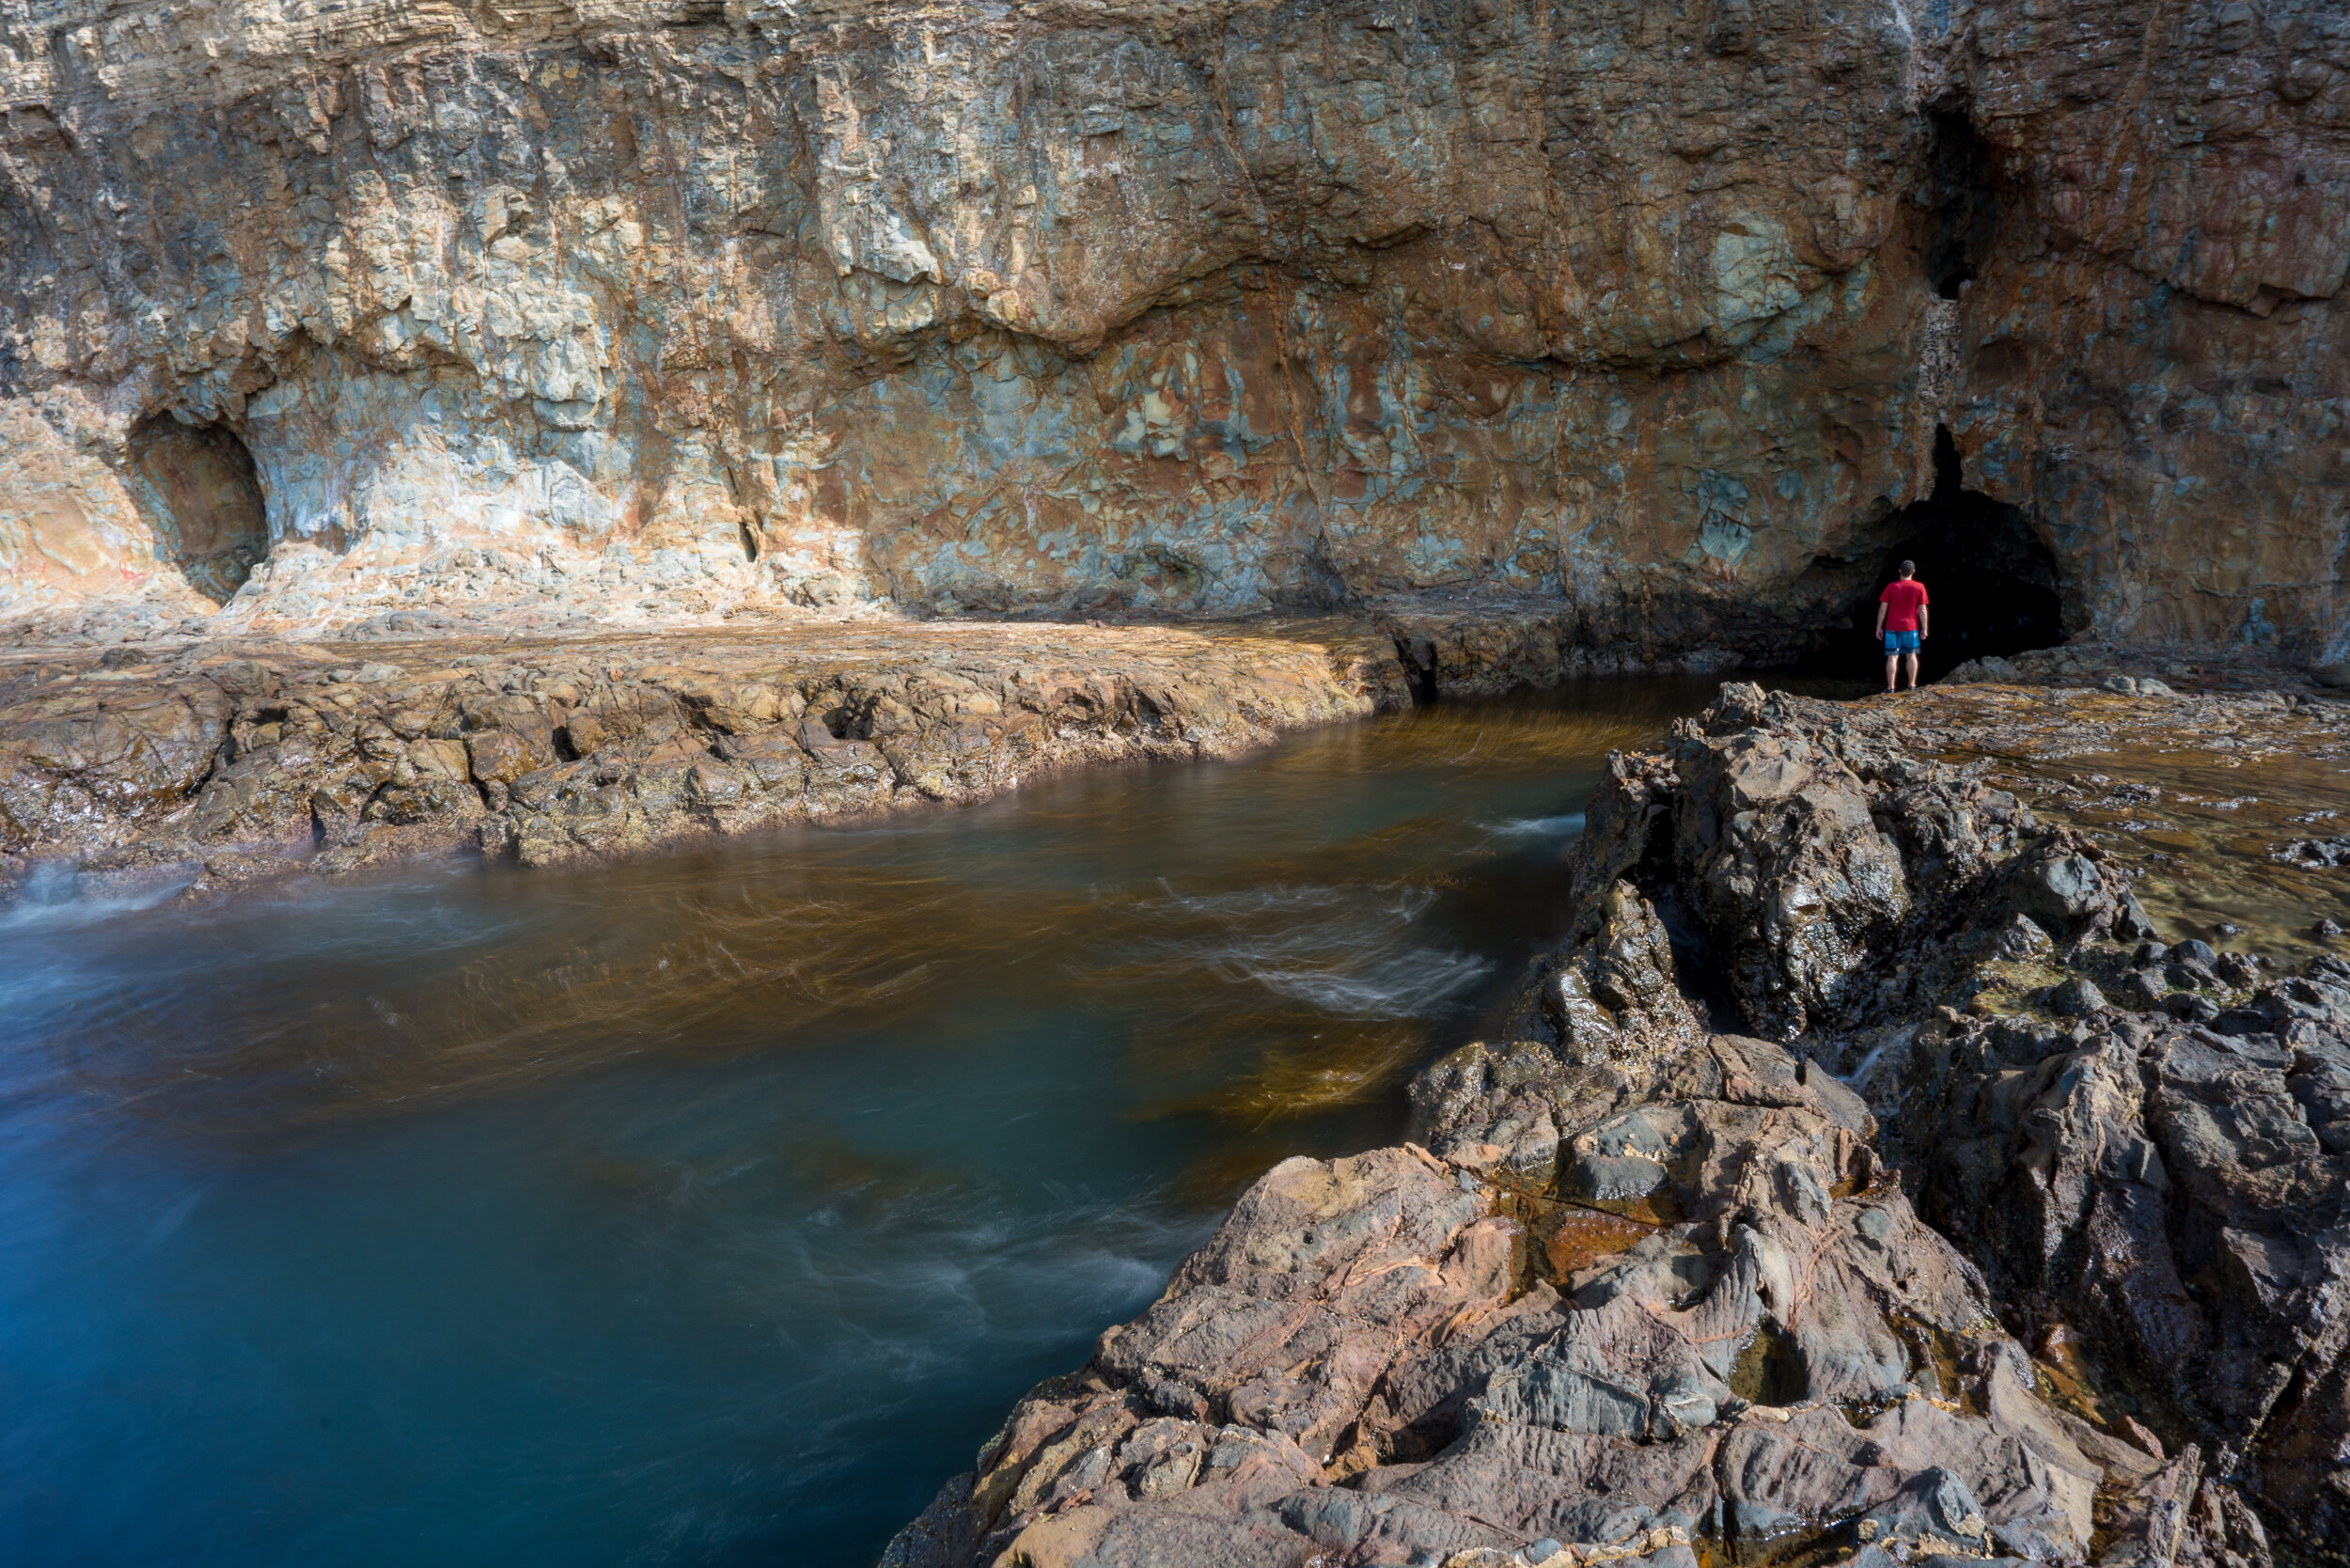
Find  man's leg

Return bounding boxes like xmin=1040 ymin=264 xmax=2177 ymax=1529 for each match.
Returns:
xmin=1903 ymin=650 xmax=1920 ymax=688
xmin=1885 ymin=650 xmax=1898 ymax=691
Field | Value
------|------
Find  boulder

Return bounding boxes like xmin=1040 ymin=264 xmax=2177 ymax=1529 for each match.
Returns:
xmin=892 ymin=1025 xmax=2206 ymax=1567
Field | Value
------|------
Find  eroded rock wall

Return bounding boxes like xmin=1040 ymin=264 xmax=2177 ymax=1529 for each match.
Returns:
xmin=1938 ymin=0 xmax=2350 ymax=658
xmin=0 ymin=0 xmax=2342 ymax=659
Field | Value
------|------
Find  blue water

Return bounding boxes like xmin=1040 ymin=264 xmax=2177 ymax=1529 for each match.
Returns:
xmin=0 ymin=679 xmax=1738 ymax=1566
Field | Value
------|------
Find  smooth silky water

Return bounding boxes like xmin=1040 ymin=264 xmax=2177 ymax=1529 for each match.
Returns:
xmin=3 ymin=677 xmax=1816 ymax=1568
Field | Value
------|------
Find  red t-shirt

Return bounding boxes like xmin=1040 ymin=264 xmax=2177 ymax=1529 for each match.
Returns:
xmin=1880 ymin=579 xmax=1929 ymax=631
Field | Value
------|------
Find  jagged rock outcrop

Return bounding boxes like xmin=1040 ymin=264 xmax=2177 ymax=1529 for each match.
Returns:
xmin=1 ymin=2 xmax=2342 ymax=659
xmin=1895 ymin=998 xmax=2350 ymax=1560
xmin=890 ymin=682 xmax=2347 ymax=1567
xmin=891 ymin=1034 xmax=2169 ymax=1568
xmin=1506 ymin=682 xmax=2350 ymax=1561
xmin=1499 ymin=682 xmax=2155 ymax=1044
xmin=889 ymin=1011 xmax=2267 ymax=1568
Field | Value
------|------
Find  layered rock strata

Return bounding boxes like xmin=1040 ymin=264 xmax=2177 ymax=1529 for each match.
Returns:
xmin=2 ymin=2 xmax=2343 ymax=661
xmin=893 ymin=1046 xmax=2144 ymax=1568
xmin=893 ymin=682 xmax=2349 ymax=1568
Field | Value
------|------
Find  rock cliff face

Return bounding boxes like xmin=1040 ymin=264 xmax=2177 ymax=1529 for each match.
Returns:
xmin=1 ymin=1 xmax=2342 ymax=658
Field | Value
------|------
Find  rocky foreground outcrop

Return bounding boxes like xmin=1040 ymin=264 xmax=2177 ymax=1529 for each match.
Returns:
xmin=890 ymin=683 xmax=2347 ymax=1568
xmin=2 ymin=1 xmax=2344 ymax=661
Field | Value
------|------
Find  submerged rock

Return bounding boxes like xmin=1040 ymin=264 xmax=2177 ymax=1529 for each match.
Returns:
xmin=2276 ymin=837 xmax=2350 ymax=870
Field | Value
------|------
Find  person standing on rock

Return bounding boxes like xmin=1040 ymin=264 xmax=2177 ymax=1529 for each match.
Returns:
xmin=1875 ymin=560 xmax=1930 ymax=691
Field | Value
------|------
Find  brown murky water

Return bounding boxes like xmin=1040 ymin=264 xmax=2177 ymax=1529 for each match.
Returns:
xmin=29 ymin=677 xmax=1787 ymax=1144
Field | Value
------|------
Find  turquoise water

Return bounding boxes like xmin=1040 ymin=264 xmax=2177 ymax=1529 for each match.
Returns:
xmin=0 ymin=679 xmax=1742 ymax=1566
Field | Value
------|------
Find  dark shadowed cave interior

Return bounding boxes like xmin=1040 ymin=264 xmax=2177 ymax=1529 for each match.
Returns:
xmin=128 ymin=413 xmax=268 ymax=604
xmin=1824 ymin=426 xmax=2069 ymax=684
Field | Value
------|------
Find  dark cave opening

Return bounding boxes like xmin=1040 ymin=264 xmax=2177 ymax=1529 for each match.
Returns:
xmin=1831 ymin=426 xmax=2068 ymax=684
xmin=1395 ymin=634 xmax=1440 ymax=704
xmin=1926 ymin=106 xmax=1998 ymax=300
xmin=128 ymin=414 xmax=268 ymax=604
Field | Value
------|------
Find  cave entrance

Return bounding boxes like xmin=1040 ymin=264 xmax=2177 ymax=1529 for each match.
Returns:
xmin=129 ymin=414 xmax=268 ymax=605
xmin=1837 ymin=427 xmax=2066 ymax=683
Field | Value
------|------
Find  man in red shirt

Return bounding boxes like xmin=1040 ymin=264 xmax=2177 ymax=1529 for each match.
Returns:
xmin=1875 ymin=560 xmax=1930 ymax=691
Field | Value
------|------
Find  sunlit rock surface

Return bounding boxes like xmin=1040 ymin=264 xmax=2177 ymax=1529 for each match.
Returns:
xmin=892 ymin=681 xmax=2350 ymax=1568
xmin=0 ymin=613 xmax=1419 ymax=885
xmin=2 ymin=1 xmax=2341 ymax=656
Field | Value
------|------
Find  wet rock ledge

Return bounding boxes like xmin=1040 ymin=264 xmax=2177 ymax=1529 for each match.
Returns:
xmin=888 ymin=683 xmax=2349 ymax=1568
xmin=0 ymin=604 xmax=1601 ymax=900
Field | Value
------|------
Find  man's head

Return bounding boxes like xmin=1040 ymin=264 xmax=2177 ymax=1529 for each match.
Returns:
xmin=1897 ymin=560 xmax=1917 ymax=579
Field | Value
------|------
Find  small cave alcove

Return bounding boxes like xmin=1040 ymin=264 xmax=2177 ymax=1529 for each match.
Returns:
xmin=128 ymin=414 xmax=269 ymax=604
xmin=1824 ymin=427 xmax=2068 ymax=684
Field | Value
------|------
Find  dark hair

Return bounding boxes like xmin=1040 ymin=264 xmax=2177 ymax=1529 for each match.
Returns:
xmin=1898 ymin=560 xmax=1916 ymax=576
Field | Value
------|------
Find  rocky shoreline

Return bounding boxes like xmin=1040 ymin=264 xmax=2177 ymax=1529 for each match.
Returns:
xmin=885 ymin=681 xmax=2350 ymax=1568
xmin=0 ymin=600 xmax=1656 ymax=902
xmin=10 ymin=588 xmax=2342 ymax=908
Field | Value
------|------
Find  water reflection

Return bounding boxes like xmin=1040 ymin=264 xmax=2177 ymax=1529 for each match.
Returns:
xmin=0 ymin=677 xmax=1752 ymax=1568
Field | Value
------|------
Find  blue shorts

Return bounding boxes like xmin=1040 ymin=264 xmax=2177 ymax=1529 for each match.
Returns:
xmin=1884 ymin=630 xmax=1920 ymax=653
